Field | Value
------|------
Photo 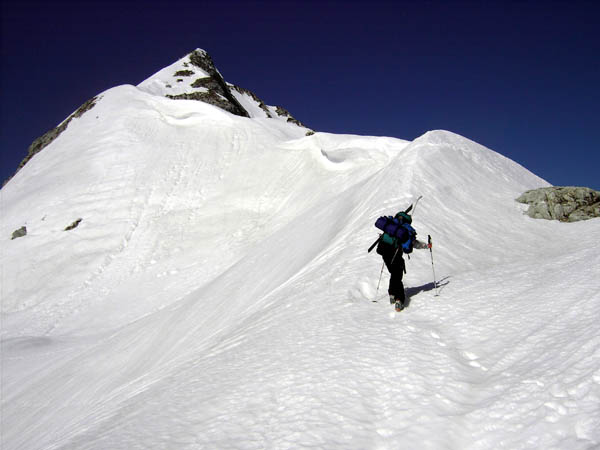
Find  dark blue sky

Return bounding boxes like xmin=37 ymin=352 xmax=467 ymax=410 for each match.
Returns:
xmin=2 ymin=1 xmax=599 ymax=189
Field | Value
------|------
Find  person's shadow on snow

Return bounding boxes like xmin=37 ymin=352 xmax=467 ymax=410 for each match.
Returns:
xmin=405 ymin=276 xmax=450 ymax=307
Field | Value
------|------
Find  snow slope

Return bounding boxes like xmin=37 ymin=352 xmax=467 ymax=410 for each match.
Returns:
xmin=1 ymin=67 xmax=599 ymax=449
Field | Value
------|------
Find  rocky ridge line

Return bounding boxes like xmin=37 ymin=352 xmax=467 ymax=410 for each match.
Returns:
xmin=165 ymin=50 xmax=309 ymax=129
xmin=166 ymin=50 xmax=249 ymax=118
xmin=3 ymin=97 xmax=98 ymax=186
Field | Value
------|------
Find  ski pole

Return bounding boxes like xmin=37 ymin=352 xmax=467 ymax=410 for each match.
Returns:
xmin=428 ymin=235 xmax=439 ymax=296
xmin=374 ymin=261 xmax=385 ymax=302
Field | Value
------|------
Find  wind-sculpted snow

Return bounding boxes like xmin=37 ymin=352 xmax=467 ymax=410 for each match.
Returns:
xmin=1 ymin=80 xmax=599 ymax=449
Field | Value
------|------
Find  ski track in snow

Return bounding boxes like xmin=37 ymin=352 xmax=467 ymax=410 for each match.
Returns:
xmin=1 ymin=83 xmax=599 ymax=450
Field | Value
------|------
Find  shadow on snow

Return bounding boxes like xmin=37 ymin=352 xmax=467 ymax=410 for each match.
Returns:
xmin=405 ymin=276 xmax=450 ymax=306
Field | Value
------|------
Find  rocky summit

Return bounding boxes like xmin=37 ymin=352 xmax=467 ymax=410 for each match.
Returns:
xmin=137 ymin=49 xmax=308 ymax=127
xmin=517 ymin=186 xmax=600 ymax=222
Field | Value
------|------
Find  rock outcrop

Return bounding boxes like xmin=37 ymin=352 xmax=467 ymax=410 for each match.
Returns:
xmin=64 ymin=218 xmax=83 ymax=231
xmin=166 ymin=50 xmax=249 ymax=118
xmin=139 ymin=49 xmax=309 ymax=129
xmin=517 ymin=186 xmax=600 ymax=222
xmin=11 ymin=226 xmax=27 ymax=240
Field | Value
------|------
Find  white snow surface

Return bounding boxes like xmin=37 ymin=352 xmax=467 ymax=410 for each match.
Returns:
xmin=1 ymin=81 xmax=599 ymax=450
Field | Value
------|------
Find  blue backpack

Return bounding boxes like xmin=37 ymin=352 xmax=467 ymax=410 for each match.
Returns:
xmin=374 ymin=215 xmax=416 ymax=254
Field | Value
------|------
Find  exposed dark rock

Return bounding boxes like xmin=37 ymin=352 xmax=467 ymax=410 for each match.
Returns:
xmin=4 ymin=96 xmax=98 ymax=186
xmin=174 ymin=70 xmax=195 ymax=76
xmin=182 ymin=50 xmax=249 ymax=118
xmin=230 ymin=85 xmax=272 ymax=117
xmin=517 ymin=186 xmax=600 ymax=222
xmin=11 ymin=226 xmax=27 ymax=240
xmin=305 ymin=130 xmax=315 ymax=136
xmin=274 ymin=106 xmax=291 ymax=117
xmin=275 ymin=105 xmax=309 ymax=128
xmin=190 ymin=77 xmax=221 ymax=90
xmin=64 ymin=218 xmax=83 ymax=231
xmin=189 ymin=50 xmax=218 ymax=75
xmin=167 ymin=92 xmax=245 ymax=116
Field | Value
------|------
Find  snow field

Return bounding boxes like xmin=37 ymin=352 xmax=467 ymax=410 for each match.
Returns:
xmin=1 ymin=81 xmax=599 ymax=449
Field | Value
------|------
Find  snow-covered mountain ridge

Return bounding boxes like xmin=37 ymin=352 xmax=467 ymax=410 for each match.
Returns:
xmin=4 ymin=49 xmax=307 ymax=187
xmin=138 ymin=48 xmax=307 ymax=126
xmin=1 ymin=50 xmax=599 ymax=449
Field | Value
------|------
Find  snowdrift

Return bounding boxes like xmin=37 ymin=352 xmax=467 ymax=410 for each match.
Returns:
xmin=2 ymin=59 xmax=599 ymax=449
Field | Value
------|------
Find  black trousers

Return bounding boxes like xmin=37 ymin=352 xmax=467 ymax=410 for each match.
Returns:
xmin=377 ymin=241 xmax=406 ymax=302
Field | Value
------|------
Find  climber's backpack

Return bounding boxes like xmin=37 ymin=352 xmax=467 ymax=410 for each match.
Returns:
xmin=374 ymin=216 xmax=416 ymax=254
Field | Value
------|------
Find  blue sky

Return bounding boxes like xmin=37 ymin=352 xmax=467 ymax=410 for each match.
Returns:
xmin=1 ymin=0 xmax=598 ymax=189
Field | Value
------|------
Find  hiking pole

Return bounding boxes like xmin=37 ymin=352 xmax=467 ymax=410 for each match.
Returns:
xmin=374 ymin=261 xmax=385 ymax=302
xmin=428 ymin=235 xmax=439 ymax=296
